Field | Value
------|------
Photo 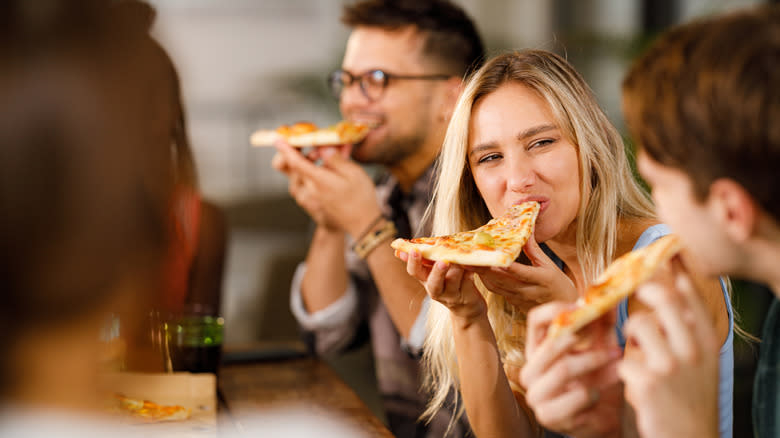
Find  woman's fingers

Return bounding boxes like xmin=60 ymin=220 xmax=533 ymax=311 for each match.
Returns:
xmin=404 ymin=250 xmax=432 ymax=283
xmin=424 ymin=260 xmax=451 ymax=300
xmin=522 ymin=232 xmax=557 ymax=269
xmin=490 ymin=262 xmax=540 ymax=286
xmin=402 ymin=253 xmax=478 ymax=313
xmin=483 ymin=260 xmax=577 ymax=304
xmin=439 ymin=262 xmax=465 ymax=304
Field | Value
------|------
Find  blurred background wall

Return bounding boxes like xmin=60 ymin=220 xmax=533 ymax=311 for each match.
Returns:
xmin=147 ymin=0 xmax=771 ymax=434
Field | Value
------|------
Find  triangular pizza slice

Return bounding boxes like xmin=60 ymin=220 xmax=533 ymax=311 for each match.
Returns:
xmin=547 ymin=234 xmax=683 ymax=339
xmin=390 ymin=201 xmax=540 ymax=267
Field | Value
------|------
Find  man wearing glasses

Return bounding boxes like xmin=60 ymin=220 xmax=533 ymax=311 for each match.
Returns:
xmin=273 ymin=1 xmax=484 ymax=436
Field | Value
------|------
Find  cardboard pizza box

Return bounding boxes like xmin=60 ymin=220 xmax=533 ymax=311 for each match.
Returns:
xmin=100 ymin=371 xmax=217 ymax=437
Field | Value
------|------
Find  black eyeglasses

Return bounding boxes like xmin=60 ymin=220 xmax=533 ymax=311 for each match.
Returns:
xmin=327 ymin=69 xmax=451 ymax=102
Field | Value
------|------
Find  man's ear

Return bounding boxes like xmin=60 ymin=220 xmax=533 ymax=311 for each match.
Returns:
xmin=708 ymin=178 xmax=759 ymax=242
xmin=439 ymin=77 xmax=463 ymax=123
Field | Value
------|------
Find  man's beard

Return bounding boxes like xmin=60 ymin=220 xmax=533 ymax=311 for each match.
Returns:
xmin=351 ymin=127 xmax=428 ymax=167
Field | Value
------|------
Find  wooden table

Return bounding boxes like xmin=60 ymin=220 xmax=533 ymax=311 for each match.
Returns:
xmin=218 ymin=355 xmax=394 ymax=437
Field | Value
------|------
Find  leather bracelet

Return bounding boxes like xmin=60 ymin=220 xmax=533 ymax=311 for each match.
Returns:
xmin=353 ymin=219 xmax=397 ymax=259
xmin=354 ymin=214 xmax=386 ymax=243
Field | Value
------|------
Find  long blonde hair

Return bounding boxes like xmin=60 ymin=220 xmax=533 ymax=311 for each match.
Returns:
xmin=422 ymin=50 xmax=655 ymax=426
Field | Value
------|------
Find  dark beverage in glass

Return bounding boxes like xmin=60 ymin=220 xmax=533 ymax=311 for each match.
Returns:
xmin=166 ymin=314 xmax=224 ymax=374
xmin=170 ymin=344 xmax=222 ymax=374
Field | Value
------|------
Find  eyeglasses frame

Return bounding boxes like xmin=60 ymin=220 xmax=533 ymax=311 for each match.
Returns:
xmin=327 ymin=68 xmax=452 ymax=102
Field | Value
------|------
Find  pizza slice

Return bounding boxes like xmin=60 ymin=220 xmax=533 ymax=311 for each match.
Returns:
xmin=390 ymin=201 xmax=540 ymax=267
xmin=114 ymin=393 xmax=192 ymax=423
xmin=547 ymin=234 xmax=683 ymax=339
xmin=250 ymin=120 xmax=371 ymax=147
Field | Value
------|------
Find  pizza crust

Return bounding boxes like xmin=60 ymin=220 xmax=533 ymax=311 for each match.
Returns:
xmin=547 ymin=234 xmax=683 ymax=339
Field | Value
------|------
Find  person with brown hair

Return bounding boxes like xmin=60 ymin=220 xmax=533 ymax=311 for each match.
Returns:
xmin=617 ymin=5 xmax=780 ymax=437
xmin=0 ymin=0 xmax=171 ymax=432
xmin=272 ymin=1 xmax=484 ymax=435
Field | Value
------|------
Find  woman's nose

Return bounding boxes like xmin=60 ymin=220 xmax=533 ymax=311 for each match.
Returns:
xmin=506 ymin=159 xmax=535 ymax=192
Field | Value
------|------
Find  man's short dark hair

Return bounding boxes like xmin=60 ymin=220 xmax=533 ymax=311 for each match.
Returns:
xmin=342 ymin=0 xmax=485 ymax=78
xmin=623 ymin=5 xmax=780 ymax=219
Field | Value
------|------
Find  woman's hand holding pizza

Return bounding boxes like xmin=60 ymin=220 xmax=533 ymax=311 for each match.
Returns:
xmin=401 ymin=250 xmax=487 ymax=324
xmin=272 ymin=140 xmax=383 ymax=236
xmin=471 ymin=235 xmax=578 ymax=314
xmin=618 ymin=256 xmax=720 ymax=438
xmin=515 ymin=300 xmax=623 ymax=438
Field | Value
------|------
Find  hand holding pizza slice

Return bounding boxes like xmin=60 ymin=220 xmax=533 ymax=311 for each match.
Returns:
xmin=546 ymin=234 xmax=683 ymax=339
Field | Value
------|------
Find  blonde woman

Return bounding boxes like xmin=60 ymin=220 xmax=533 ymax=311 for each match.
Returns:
xmin=399 ymin=50 xmax=733 ymax=437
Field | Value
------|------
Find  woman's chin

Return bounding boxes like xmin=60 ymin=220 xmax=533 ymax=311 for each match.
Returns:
xmin=532 ymin=223 xmax=562 ymax=245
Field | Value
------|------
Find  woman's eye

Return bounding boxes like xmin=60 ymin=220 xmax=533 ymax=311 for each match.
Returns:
xmin=529 ymin=139 xmax=554 ymax=149
xmin=477 ymin=153 xmax=501 ymax=164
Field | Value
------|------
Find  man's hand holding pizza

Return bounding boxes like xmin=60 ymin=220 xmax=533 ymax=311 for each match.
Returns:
xmin=516 ymin=301 xmax=623 ymax=438
xmin=274 ymin=138 xmax=427 ymax=339
xmin=272 ymin=139 xmax=382 ymax=237
xmin=617 ymin=256 xmax=720 ymax=438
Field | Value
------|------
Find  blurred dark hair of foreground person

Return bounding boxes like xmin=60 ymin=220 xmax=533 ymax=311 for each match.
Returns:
xmin=0 ymin=0 xmax=172 ymax=421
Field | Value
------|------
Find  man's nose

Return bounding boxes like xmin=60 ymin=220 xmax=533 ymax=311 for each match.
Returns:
xmin=339 ymin=80 xmax=370 ymax=112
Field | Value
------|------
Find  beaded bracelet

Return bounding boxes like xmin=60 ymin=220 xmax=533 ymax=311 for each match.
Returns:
xmin=353 ymin=219 xmax=397 ymax=259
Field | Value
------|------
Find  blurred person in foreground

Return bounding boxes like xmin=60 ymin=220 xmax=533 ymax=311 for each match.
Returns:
xmin=89 ymin=0 xmax=228 ymax=373
xmin=617 ymin=5 xmax=780 ymax=437
xmin=0 ymin=0 xmax=172 ymax=434
xmin=135 ymin=7 xmax=229 ymax=376
xmin=272 ymin=0 xmax=484 ymax=435
xmin=0 ymin=1 xmax=363 ymax=437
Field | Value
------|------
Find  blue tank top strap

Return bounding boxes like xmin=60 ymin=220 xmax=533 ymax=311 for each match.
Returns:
xmin=615 ymin=224 xmax=670 ymax=346
xmin=717 ymin=276 xmax=735 ymax=438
